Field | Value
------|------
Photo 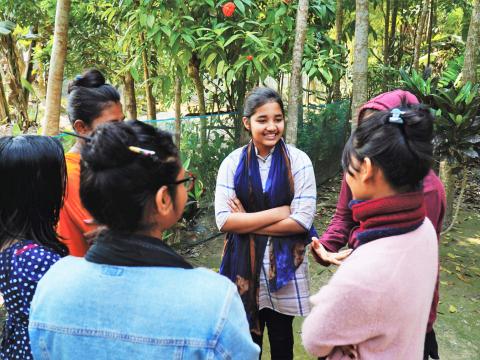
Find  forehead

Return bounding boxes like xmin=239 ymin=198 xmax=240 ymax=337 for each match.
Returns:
xmin=95 ymin=102 xmax=124 ymax=122
xmin=253 ymin=102 xmax=283 ymax=116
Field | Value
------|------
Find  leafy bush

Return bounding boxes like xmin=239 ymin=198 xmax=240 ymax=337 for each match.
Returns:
xmin=298 ymin=100 xmax=350 ymax=184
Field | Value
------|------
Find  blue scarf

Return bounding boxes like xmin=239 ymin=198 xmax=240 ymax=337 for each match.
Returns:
xmin=220 ymin=140 xmax=316 ymax=333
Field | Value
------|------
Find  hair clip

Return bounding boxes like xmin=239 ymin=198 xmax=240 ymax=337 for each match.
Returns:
xmin=61 ymin=131 xmax=92 ymax=142
xmin=388 ymin=108 xmax=405 ymax=124
xmin=75 ymin=74 xmax=83 ymax=81
xmin=128 ymin=146 xmax=156 ymax=157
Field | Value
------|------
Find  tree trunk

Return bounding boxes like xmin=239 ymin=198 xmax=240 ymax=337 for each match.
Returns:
xmin=1 ymin=34 xmax=29 ymax=129
xmin=389 ymin=0 xmax=399 ymax=54
xmin=37 ymin=61 xmax=47 ymax=100
xmin=351 ymin=0 xmax=369 ymax=127
xmin=286 ymin=0 xmax=309 ymax=146
xmin=413 ymin=0 xmax=429 ymax=70
xmin=0 ymin=69 xmax=10 ymax=123
xmin=426 ymin=0 xmax=435 ymax=67
xmin=174 ymin=73 xmax=182 ymax=148
xmin=123 ymin=72 xmax=137 ymax=120
xmin=42 ymin=0 xmax=71 ymax=136
xmin=442 ymin=166 xmax=468 ymax=234
xmin=23 ymin=25 xmax=38 ymax=104
xmin=462 ymin=0 xmax=480 ymax=85
xmin=332 ymin=0 xmax=344 ymax=101
xmin=141 ymin=34 xmax=156 ymax=121
xmin=439 ymin=159 xmax=456 ymax=228
xmin=384 ymin=0 xmax=390 ymax=66
xmin=237 ymin=84 xmax=250 ymax=146
xmin=188 ymin=54 xmax=207 ymax=147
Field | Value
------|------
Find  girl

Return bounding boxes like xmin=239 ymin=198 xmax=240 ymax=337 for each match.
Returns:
xmin=58 ymin=69 xmax=125 ymax=256
xmin=312 ymin=90 xmax=445 ymax=360
xmin=302 ymin=105 xmax=438 ymax=359
xmin=0 ymin=136 xmax=68 ymax=359
xmin=215 ymin=87 xmax=317 ymax=359
xmin=29 ymin=121 xmax=259 ymax=359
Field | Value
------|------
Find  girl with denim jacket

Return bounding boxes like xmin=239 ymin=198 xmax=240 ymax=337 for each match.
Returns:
xmin=215 ymin=87 xmax=317 ymax=359
xmin=0 ymin=136 xmax=68 ymax=359
xmin=29 ymin=121 xmax=259 ymax=359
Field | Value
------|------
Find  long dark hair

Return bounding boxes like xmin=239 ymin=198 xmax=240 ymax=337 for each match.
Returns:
xmin=342 ymin=105 xmax=434 ymax=192
xmin=0 ymin=136 xmax=68 ymax=256
xmin=67 ymin=69 xmax=120 ymax=126
xmin=80 ymin=121 xmax=181 ymax=233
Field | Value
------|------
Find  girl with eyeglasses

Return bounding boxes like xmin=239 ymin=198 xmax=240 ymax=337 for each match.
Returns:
xmin=29 ymin=121 xmax=259 ymax=359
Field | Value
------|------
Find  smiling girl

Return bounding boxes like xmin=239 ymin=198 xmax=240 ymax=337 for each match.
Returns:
xmin=215 ymin=87 xmax=317 ymax=359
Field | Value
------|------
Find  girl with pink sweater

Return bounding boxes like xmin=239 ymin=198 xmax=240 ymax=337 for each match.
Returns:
xmin=302 ymin=105 xmax=438 ymax=359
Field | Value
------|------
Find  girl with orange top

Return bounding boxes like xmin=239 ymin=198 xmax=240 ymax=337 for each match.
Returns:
xmin=57 ymin=69 xmax=125 ymax=256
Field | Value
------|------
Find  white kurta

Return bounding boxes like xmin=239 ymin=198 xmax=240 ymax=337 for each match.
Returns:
xmin=215 ymin=143 xmax=317 ymax=316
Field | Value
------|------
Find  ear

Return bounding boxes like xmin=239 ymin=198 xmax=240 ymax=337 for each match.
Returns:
xmin=242 ymin=117 xmax=250 ymax=132
xmin=73 ymin=119 xmax=90 ymax=135
xmin=361 ymin=157 xmax=375 ymax=184
xmin=155 ymin=186 xmax=173 ymax=217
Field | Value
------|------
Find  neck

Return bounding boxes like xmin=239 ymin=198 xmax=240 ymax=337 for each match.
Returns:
xmin=252 ymin=140 xmax=274 ymax=158
xmin=135 ymin=227 xmax=163 ymax=241
xmin=364 ymin=180 xmax=398 ymax=201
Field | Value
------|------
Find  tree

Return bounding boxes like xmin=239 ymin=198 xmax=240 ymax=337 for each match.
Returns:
xmin=413 ymin=0 xmax=429 ymax=70
xmin=0 ymin=68 xmax=9 ymax=122
xmin=332 ymin=0 xmax=344 ymax=101
xmin=188 ymin=53 xmax=207 ymax=148
xmin=175 ymin=72 xmax=182 ymax=148
xmin=42 ymin=0 xmax=70 ymax=136
xmin=462 ymin=0 xmax=480 ymax=84
xmin=351 ymin=0 xmax=369 ymax=126
xmin=0 ymin=21 xmax=29 ymax=129
xmin=140 ymin=33 xmax=156 ymax=121
xmin=122 ymin=71 xmax=137 ymax=120
xmin=286 ymin=0 xmax=309 ymax=145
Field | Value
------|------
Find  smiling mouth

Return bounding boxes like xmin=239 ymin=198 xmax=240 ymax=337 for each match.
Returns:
xmin=264 ymin=133 xmax=277 ymax=139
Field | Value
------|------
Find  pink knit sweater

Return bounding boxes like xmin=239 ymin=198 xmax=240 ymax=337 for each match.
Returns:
xmin=302 ymin=220 xmax=438 ymax=359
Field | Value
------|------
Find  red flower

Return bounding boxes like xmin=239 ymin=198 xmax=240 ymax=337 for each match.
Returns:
xmin=222 ymin=2 xmax=236 ymax=17
xmin=246 ymin=55 xmax=253 ymax=61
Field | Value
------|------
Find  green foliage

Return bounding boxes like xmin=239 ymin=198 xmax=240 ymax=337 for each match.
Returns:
xmin=297 ymin=101 xmax=350 ymax=183
xmin=400 ymin=60 xmax=480 ymax=166
xmin=180 ymin=117 xmax=236 ymax=199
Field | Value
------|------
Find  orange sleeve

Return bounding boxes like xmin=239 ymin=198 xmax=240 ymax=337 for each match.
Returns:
xmin=57 ymin=153 xmax=97 ymax=257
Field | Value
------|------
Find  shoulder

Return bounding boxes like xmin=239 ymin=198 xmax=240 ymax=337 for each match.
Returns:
xmin=285 ymin=144 xmax=313 ymax=168
xmin=218 ymin=146 xmax=246 ymax=176
xmin=223 ymin=146 xmax=245 ymax=165
xmin=423 ymin=170 xmax=446 ymax=198
xmin=13 ymin=243 xmax=60 ymax=264
xmin=183 ymin=268 xmax=237 ymax=292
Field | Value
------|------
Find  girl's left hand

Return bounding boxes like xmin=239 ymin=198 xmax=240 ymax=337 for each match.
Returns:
xmin=228 ymin=197 xmax=246 ymax=213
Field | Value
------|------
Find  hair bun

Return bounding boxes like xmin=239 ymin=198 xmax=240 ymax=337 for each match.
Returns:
xmin=68 ymin=69 xmax=106 ymax=94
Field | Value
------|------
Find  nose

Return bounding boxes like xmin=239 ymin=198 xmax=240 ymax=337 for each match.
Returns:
xmin=266 ymin=122 xmax=277 ymax=132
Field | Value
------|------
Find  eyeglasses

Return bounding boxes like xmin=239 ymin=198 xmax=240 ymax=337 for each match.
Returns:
xmin=169 ymin=174 xmax=196 ymax=192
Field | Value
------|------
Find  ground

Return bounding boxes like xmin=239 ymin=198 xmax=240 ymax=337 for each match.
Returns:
xmin=0 ymin=174 xmax=478 ymax=359
xmin=185 ymin=173 xmax=480 ymax=359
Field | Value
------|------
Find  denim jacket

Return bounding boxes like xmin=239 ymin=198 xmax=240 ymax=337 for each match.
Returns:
xmin=28 ymin=256 xmax=259 ymax=359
